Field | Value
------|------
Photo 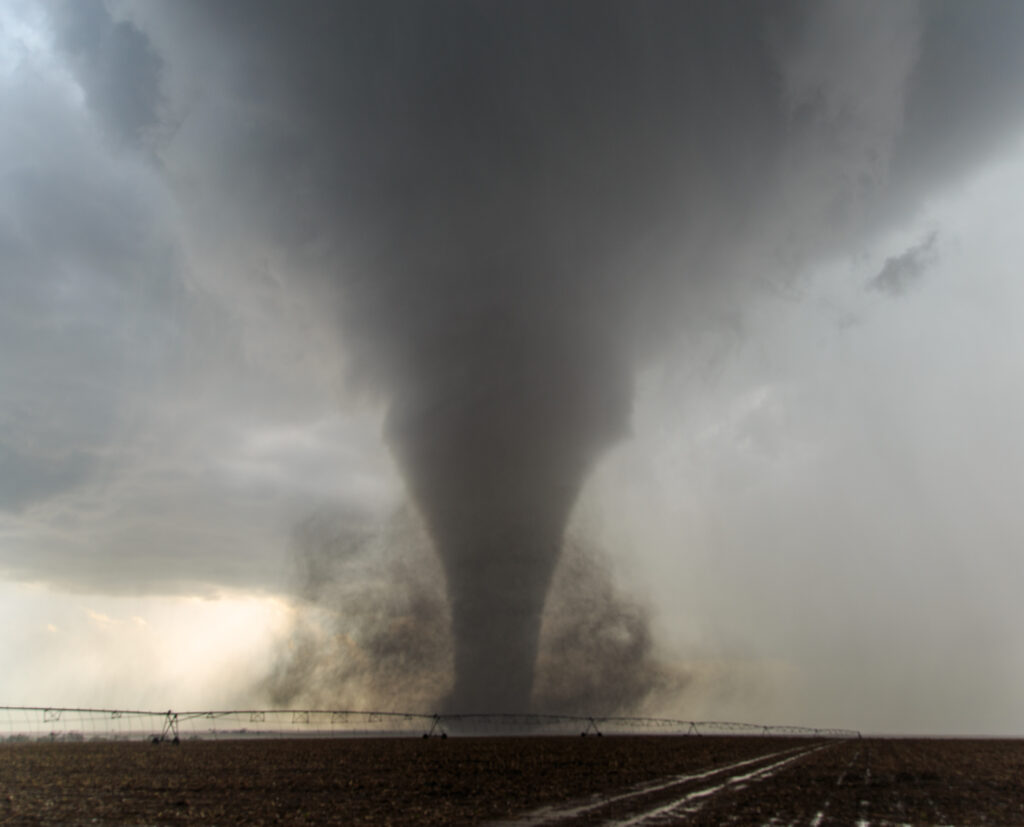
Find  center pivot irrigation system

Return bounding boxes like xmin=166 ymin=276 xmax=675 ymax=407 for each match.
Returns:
xmin=0 ymin=706 xmax=860 ymax=742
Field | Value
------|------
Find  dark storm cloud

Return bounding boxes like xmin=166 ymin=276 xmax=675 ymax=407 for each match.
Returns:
xmin=0 ymin=445 xmax=92 ymax=512
xmin=884 ymin=1 xmax=1024 ymax=224
xmin=33 ymin=0 xmax=1024 ymax=711
xmin=0 ymin=50 xmax=178 ymax=514
xmin=116 ymin=0 xmax=1024 ymax=394
xmin=48 ymin=0 xmax=162 ymax=148
xmin=0 ymin=23 xmax=318 ymax=595
xmin=868 ymin=231 xmax=939 ymax=296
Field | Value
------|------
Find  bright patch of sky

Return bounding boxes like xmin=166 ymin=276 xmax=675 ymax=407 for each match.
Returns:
xmin=0 ymin=580 xmax=292 ymax=709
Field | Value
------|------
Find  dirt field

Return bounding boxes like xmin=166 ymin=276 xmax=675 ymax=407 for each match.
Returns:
xmin=1 ymin=736 xmax=1022 ymax=824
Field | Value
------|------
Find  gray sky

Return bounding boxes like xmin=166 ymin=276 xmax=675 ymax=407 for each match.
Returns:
xmin=2 ymin=0 xmax=1024 ymax=733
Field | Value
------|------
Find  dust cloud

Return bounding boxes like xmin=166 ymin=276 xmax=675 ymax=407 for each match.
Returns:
xmin=263 ymin=509 xmax=684 ymax=716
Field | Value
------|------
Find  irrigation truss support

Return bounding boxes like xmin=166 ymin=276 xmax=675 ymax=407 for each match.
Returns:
xmin=158 ymin=711 xmax=179 ymax=744
xmin=424 ymin=714 xmax=448 ymax=739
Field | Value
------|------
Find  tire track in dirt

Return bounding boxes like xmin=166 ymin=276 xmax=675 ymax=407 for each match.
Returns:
xmin=610 ymin=743 xmax=832 ymax=825
xmin=497 ymin=743 xmax=831 ymax=825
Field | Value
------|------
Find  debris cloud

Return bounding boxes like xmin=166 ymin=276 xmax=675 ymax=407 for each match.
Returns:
xmin=264 ymin=509 xmax=683 ymax=715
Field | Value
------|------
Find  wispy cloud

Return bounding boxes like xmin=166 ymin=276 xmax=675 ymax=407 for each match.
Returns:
xmin=868 ymin=231 xmax=939 ymax=296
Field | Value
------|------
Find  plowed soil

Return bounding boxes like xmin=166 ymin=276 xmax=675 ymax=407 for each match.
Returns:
xmin=1 ymin=736 xmax=1022 ymax=825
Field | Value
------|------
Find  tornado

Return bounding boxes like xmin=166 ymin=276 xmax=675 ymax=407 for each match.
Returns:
xmin=108 ymin=0 xmax=1024 ymax=714
xmin=387 ymin=328 xmax=630 ymax=711
xmin=325 ymin=4 xmax=782 ymax=711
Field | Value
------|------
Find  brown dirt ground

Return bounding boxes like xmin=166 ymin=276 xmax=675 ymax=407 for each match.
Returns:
xmin=0 ymin=736 xmax=1022 ymax=825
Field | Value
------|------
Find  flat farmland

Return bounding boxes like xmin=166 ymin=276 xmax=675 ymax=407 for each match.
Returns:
xmin=1 ymin=736 xmax=1022 ymax=825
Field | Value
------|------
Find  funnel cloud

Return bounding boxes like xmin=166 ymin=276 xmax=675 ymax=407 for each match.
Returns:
xmin=26 ymin=0 xmax=1024 ymax=714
